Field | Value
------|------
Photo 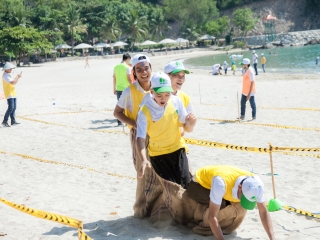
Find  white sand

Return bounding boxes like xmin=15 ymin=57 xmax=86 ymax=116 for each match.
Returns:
xmin=0 ymin=51 xmax=319 ymax=240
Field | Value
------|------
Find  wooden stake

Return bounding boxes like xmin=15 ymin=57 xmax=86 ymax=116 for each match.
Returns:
xmin=269 ymin=142 xmax=277 ymax=199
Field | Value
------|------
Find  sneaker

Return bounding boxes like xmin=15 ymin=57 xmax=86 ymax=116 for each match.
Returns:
xmin=251 ymin=118 xmax=256 ymax=121
xmin=236 ymin=117 xmax=244 ymax=121
xmin=11 ymin=122 xmax=21 ymax=126
xmin=1 ymin=122 xmax=10 ymax=127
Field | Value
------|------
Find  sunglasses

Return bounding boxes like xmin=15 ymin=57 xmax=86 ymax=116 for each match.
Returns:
xmin=240 ymin=178 xmax=248 ymax=186
xmin=138 ymin=56 xmax=146 ymax=60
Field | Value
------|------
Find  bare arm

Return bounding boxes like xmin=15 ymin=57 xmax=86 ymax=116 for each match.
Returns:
xmin=183 ymin=113 xmax=197 ymax=133
xmin=10 ymin=72 xmax=22 ymax=85
xmin=113 ymin=74 xmax=116 ymax=95
xmin=208 ymin=201 xmax=224 ymax=240
xmin=127 ymin=74 xmax=132 ymax=84
xmin=113 ymin=105 xmax=137 ymax=128
xmin=257 ymin=202 xmax=275 ymax=240
xmin=137 ymin=137 xmax=151 ymax=178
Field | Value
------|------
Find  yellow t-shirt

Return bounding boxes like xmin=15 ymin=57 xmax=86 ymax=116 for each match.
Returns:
xmin=141 ymin=99 xmax=187 ymax=156
xmin=195 ymin=165 xmax=254 ymax=202
xmin=2 ymin=73 xmax=16 ymax=99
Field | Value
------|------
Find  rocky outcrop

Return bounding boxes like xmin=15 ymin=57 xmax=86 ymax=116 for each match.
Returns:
xmin=304 ymin=38 xmax=320 ymax=45
xmin=238 ymin=29 xmax=320 ymax=46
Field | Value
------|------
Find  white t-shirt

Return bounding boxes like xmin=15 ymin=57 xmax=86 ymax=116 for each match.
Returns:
xmin=253 ymin=53 xmax=258 ymax=64
xmin=3 ymin=72 xmax=15 ymax=99
xmin=194 ymin=175 xmax=265 ymax=205
xmin=117 ymin=81 xmax=148 ymax=112
xmin=136 ymin=93 xmax=187 ymax=139
xmin=212 ymin=64 xmax=221 ymax=75
xmin=242 ymin=67 xmax=255 ymax=96
xmin=223 ymin=63 xmax=229 ymax=70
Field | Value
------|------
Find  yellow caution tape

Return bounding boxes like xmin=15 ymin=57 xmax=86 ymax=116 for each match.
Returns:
xmin=0 ymin=150 xmax=136 ymax=180
xmin=184 ymin=138 xmax=269 ymax=153
xmin=19 ymin=116 xmax=128 ymax=135
xmin=274 ymin=146 xmax=320 ymax=152
xmin=200 ymin=103 xmax=320 ymax=112
xmin=19 ymin=116 xmax=319 ymax=155
xmin=282 ymin=205 xmax=320 ymax=219
xmin=0 ymin=198 xmax=82 ymax=228
xmin=199 ymin=117 xmax=320 ymax=132
xmin=22 ymin=109 xmax=114 ymax=117
xmin=78 ymin=229 xmax=92 ymax=240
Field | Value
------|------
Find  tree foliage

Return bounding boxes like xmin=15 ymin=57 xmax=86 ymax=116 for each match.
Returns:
xmin=0 ymin=26 xmax=53 ymax=64
xmin=206 ymin=16 xmax=229 ymax=38
xmin=232 ymin=8 xmax=257 ymax=38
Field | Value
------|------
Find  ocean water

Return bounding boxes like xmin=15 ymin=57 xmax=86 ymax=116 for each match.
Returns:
xmin=184 ymin=45 xmax=320 ymax=74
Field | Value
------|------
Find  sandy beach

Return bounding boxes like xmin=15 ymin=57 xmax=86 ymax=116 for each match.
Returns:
xmin=0 ymin=50 xmax=319 ymax=240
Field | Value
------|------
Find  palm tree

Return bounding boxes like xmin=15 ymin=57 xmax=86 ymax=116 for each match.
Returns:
xmin=66 ymin=4 xmax=87 ymax=55
xmin=100 ymin=15 xmax=122 ymax=43
xmin=122 ymin=10 xmax=148 ymax=51
xmin=149 ymin=8 xmax=171 ymax=41
xmin=182 ymin=26 xmax=200 ymax=41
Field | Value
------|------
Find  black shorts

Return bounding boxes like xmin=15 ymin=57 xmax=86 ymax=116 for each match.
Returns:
xmin=150 ymin=148 xmax=190 ymax=189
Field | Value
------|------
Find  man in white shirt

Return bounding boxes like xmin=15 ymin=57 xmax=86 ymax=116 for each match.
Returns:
xmin=2 ymin=62 xmax=22 ymax=127
xmin=211 ymin=64 xmax=222 ymax=75
xmin=187 ymin=165 xmax=275 ymax=240
xmin=252 ymin=50 xmax=259 ymax=75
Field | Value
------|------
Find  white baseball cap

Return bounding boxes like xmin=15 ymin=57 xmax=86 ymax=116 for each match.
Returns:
xmin=2 ymin=62 xmax=16 ymax=71
xmin=151 ymin=72 xmax=173 ymax=93
xmin=261 ymin=53 xmax=264 ymax=56
xmin=164 ymin=61 xmax=190 ymax=74
xmin=241 ymin=177 xmax=263 ymax=210
xmin=252 ymin=50 xmax=256 ymax=53
xmin=241 ymin=58 xmax=250 ymax=65
xmin=132 ymin=54 xmax=151 ymax=68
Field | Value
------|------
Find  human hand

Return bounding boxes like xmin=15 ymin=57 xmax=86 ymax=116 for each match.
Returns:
xmin=17 ymin=72 xmax=22 ymax=78
xmin=139 ymin=160 xmax=151 ymax=178
xmin=186 ymin=113 xmax=197 ymax=126
xmin=114 ymin=90 xmax=116 ymax=95
xmin=246 ymin=95 xmax=251 ymax=101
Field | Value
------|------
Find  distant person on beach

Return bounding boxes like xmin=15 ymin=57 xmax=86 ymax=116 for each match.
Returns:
xmin=137 ymin=72 xmax=196 ymax=189
xmin=316 ymin=57 xmax=319 ymax=65
xmin=231 ymin=61 xmax=236 ymax=75
xmin=210 ymin=64 xmax=222 ymax=75
xmin=252 ymin=50 xmax=258 ymax=75
xmin=261 ymin=53 xmax=266 ymax=73
xmin=113 ymin=53 xmax=132 ymax=126
xmin=223 ymin=61 xmax=229 ymax=75
xmin=187 ymin=165 xmax=276 ymax=240
xmin=1 ymin=62 xmax=22 ymax=127
xmin=239 ymin=58 xmax=256 ymax=121
xmin=84 ymin=53 xmax=90 ymax=68
xmin=113 ymin=54 xmax=151 ymax=218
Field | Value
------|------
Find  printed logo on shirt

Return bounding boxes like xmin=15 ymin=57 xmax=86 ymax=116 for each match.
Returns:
xmin=159 ymin=78 xmax=169 ymax=84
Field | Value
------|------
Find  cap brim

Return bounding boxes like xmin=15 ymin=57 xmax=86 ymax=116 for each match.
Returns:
xmin=153 ymin=86 xmax=174 ymax=93
xmin=171 ymin=69 xmax=190 ymax=74
xmin=240 ymin=194 xmax=257 ymax=210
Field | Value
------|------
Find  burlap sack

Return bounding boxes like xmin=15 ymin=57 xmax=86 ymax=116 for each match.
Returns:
xmin=130 ymin=128 xmax=247 ymax=235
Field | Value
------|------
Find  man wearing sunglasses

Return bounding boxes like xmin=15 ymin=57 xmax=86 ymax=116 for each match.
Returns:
xmin=187 ymin=165 xmax=275 ymax=240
